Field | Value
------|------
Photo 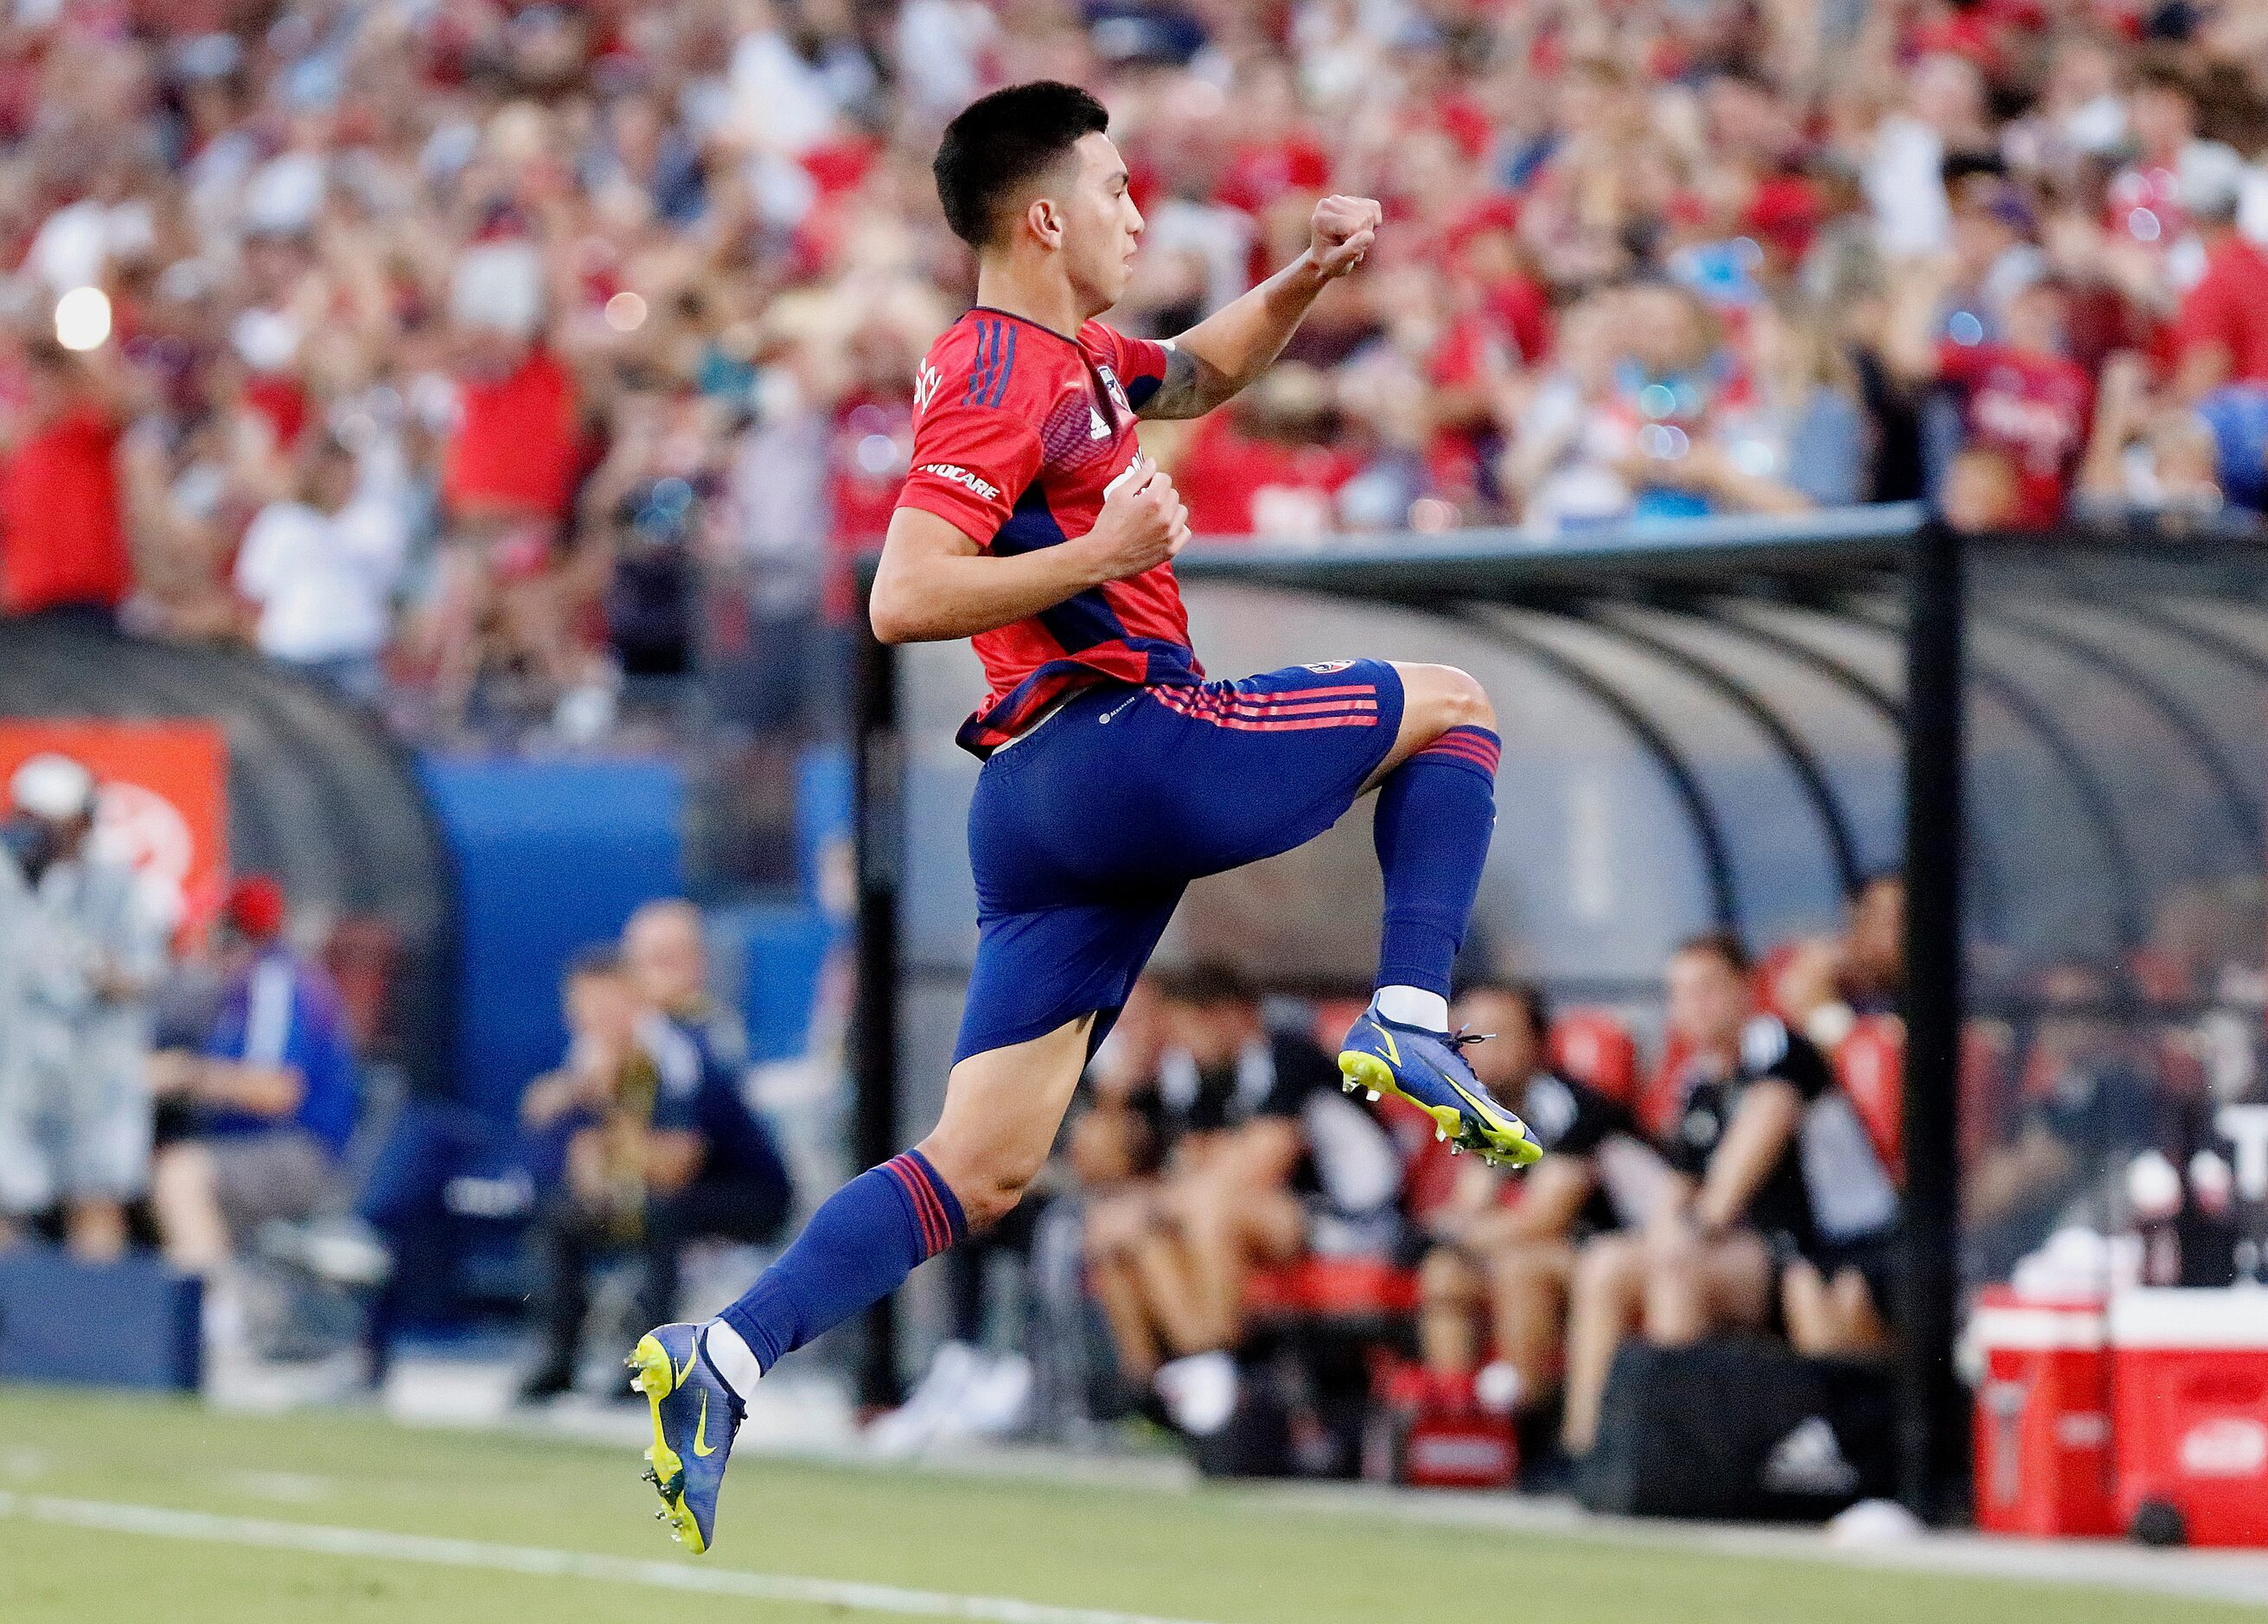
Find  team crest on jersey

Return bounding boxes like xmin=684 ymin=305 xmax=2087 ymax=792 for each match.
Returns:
xmin=1096 ymin=363 xmax=1132 ymax=415
xmin=1304 ymin=660 xmax=1354 ymax=675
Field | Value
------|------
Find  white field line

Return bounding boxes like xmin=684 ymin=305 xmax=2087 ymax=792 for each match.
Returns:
xmin=0 ymin=1492 xmax=1224 ymax=1624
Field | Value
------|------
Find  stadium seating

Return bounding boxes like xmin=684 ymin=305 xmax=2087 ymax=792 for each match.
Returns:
xmin=1549 ymin=1009 xmax=1642 ymax=1104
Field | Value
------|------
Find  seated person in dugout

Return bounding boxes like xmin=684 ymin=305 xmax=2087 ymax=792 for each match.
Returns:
xmin=521 ymin=948 xmax=791 ymax=1400
xmin=1560 ymin=932 xmax=1901 ymax=1458
xmin=1416 ymin=980 xmax=1666 ymax=1420
xmin=1081 ymin=962 xmax=1401 ymax=1434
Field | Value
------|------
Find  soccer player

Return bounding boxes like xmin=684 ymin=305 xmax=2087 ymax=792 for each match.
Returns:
xmin=629 ymin=80 xmax=1538 ymax=1552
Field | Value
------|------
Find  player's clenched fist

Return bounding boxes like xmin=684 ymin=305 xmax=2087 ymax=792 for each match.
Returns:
xmin=1308 ymin=195 xmax=1382 ymax=278
xmin=1079 ymin=454 xmax=1191 ymax=580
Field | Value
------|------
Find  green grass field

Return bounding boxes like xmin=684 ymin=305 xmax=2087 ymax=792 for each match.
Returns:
xmin=0 ymin=1386 xmax=2246 ymax=1624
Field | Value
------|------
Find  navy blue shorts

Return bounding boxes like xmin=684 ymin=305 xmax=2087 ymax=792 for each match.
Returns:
xmin=954 ymin=659 xmax=1405 ymax=1062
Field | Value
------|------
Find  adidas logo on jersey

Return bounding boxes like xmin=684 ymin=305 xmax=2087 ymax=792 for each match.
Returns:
xmin=1089 ymin=406 xmax=1111 ymax=439
xmin=917 ymin=464 xmax=999 ymax=501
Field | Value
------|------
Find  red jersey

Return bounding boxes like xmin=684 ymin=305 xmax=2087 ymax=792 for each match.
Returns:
xmin=2174 ymin=237 xmax=2268 ymax=388
xmin=1937 ymin=339 xmax=2092 ymax=529
xmin=0 ymin=403 xmax=128 ymax=615
xmin=895 ymin=309 xmax=1189 ymax=755
xmin=444 ymin=348 xmax=580 ymax=523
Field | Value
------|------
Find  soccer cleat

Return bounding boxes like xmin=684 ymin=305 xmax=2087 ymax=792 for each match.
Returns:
xmin=1338 ymin=1001 xmax=1543 ymax=1169
xmin=627 ymin=1322 xmax=743 ymax=1554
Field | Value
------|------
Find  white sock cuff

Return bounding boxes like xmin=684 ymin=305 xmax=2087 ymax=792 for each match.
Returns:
xmin=1376 ymin=985 xmax=1450 ymax=1032
xmin=702 ymin=1320 xmax=764 ymax=1399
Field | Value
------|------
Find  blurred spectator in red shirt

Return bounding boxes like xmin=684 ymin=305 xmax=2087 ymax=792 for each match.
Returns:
xmin=444 ymin=347 xmax=581 ymax=530
xmin=1891 ymin=259 xmax=2092 ymax=530
xmin=1171 ymin=362 xmax=1359 ymax=540
xmin=2169 ymin=144 xmax=2268 ymax=403
xmin=0 ymin=340 xmax=133 ymax=620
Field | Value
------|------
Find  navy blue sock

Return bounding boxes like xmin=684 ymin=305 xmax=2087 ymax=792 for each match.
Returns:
xmin=716 ymin=1148 xmax=966 ymax=1373
xmin=1372 ymin=726 xmax=1499 ymax=995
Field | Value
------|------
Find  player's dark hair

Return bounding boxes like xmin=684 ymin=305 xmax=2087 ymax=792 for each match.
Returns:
xmin=1673 ymin=929 xmax=1752 ymax=977
xmin=934 ymin=80 xmax=1110 ymax=251
xmin=1452 ymin=976 xmax=1551 ymax=1041
xmin=1148 ymin=958 xmax=1256 ymax=1010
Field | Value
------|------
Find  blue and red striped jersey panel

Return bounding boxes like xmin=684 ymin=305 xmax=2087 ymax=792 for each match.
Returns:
xmin=894 ymin=309 xmax=1196 ymax=756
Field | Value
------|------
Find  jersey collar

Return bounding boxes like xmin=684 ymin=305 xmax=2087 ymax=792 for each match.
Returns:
xmin=968 ymin=304 xmax=1083 ymax=347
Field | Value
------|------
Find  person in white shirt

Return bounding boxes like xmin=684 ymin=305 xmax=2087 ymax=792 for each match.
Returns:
xmin=234 ymin=432 xmax=406 ymax=701
xmin=0 ymin=754 xmax=168 ymax=1261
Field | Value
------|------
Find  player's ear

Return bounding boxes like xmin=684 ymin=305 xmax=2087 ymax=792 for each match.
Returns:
xmin=1026 ymin=196 xmax=1064 ymax=251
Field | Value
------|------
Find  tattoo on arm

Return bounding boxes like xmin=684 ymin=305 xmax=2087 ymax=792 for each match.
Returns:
xmin=1136 ymin=343 xmax=1229 ymax=420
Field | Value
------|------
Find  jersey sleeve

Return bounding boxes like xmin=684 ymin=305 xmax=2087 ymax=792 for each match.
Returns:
xmin=1259 ymin=1034 xmax=1335 ymax=1117
xmin=895 ymin=400 xmax=1044 ymax=547
xmin=1524 ymin=1073 xmax=1632 ymax=1160
xmin=1743 ymin=1015 xmax=1834 ymax=1102
xmin=1096 ymin=323 xmax=1174 ymax=412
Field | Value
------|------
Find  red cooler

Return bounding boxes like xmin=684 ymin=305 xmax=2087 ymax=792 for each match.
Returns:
xmin=1971 ymin=1287 xmax=2116 ymax=1537
xmin=2111 ymin=1289 xmax=2268 ymax=1547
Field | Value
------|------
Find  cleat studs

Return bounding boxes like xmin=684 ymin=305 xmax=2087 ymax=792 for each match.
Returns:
xmin=1365 ymin=1090 xmax=1379 ymax=1102
xmin=1435 ymin=1127 xmax=1447 ymax=1141
xmin=1342 ymin=1078 xmax=1357 ymax=1094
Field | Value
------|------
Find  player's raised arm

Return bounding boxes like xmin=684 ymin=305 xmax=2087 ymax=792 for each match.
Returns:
xmin=1137 ymin=194 xmax=1381 ymax=422
xmin=869 ymin=457 xmax=1190 ymax=644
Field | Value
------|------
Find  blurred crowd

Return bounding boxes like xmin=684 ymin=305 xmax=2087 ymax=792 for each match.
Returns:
xmin=0 ymin=1 xmax=2263 ymax=738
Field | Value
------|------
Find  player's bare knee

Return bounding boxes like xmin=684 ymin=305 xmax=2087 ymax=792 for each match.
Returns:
xmin=1404 ymin=663 xmax=1493 ymax=738
xmin=1440 ymin=665 xmax=1494 ymax=732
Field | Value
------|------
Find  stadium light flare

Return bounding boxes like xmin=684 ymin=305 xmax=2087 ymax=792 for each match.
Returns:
xmin=54 ymin=285 xmax=111 ymax=351
xmin=605 ymin=291 xmax=648 ymax=333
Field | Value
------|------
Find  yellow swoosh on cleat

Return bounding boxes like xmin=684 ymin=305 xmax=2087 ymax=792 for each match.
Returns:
xmin=1377 ymin=1025 xmax=1399 ymax=1065
xmin=674 ymin=1347 xmax=698 ymax=1389
xmin=693 ymin=1391 xmax=718 ymax=1457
